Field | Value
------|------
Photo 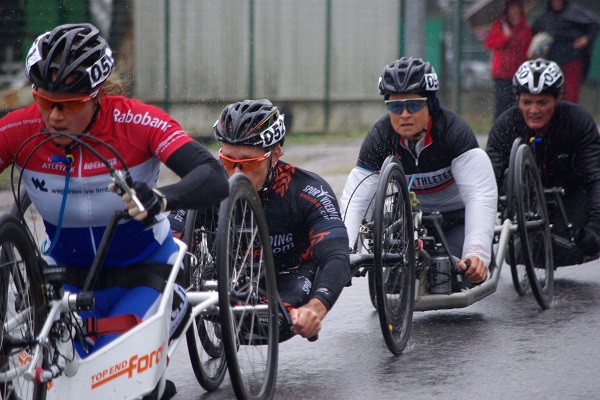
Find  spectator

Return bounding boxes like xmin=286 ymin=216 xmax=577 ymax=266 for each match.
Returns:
xmin=483 ymin=0 xmax=532 ymax=120
xmin=531 ymin=0 xmax=600 ymax=103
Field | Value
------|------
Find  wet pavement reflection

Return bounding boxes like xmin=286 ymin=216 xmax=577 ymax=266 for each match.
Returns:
xmin=169 ymin=260 xmax=600 ymax=399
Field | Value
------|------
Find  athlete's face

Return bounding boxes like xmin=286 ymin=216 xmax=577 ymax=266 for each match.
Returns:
xmin=388 ymin=93 xmax=430 ymax=143
xmin=219 ymin=143 xmax=281 ymax=192
xmin=518 ymin=93 xmax=560 ymax=130
xmin=33 ymin=86 xmax=99 ymax=147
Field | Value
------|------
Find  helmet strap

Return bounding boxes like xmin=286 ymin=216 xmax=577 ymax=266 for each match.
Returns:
xmin=260 ymin=158 xmax=278 ymax=193
xmin=82 ymin=97 xmax=102 ymax=133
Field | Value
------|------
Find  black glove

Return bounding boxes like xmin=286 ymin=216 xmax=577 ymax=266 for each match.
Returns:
xmin=128 ymin=181 xmax=167 ymax=223
xmin=575 ymin=227 xmax=600 ymax=257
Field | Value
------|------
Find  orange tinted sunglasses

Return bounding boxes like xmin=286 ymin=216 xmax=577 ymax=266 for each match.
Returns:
xmin=218 ymin=148 xmax=271 ymax=171
xmin=32 ymin=87 xmax=98 ymax=114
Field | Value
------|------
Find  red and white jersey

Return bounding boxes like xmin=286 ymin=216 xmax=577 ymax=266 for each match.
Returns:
xmin=0 ymin=95 xmax=193 ymax=267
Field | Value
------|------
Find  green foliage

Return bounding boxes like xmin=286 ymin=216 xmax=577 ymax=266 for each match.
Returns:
xmin=464 ymin=113 xmax=493 ymax=135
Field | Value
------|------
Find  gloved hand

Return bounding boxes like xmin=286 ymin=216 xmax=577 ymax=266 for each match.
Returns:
xmin=409 ymin=191 xmax=420 ymax=209
xmin=111 ymin=181 xmax=167 ymax=222
xmin=575 ymin=227 xmax=600 ymax=257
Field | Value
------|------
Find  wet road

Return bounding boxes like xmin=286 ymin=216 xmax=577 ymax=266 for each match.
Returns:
xmin=166 ymin=135 xmax=600 ymax=400
xmin=169 ymin=260 xmax=600 ymax=399
xmin=5 ymin=135 xmax=600 ymax=399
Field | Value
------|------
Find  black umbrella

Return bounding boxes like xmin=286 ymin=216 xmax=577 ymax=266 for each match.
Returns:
xmin=464 ymin=0 xmax=536 ymax=33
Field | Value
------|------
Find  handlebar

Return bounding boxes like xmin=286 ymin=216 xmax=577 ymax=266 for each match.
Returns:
xmin=110 ymin=169 xmax=159 ymax=228
xmin=276 ymin=295 xmax=319 ymax=342
xmin=110 ymin=169 xmax=146 ymax=214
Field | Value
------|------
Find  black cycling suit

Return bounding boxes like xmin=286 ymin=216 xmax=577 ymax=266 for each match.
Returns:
xmin=170 ymin=160 xmax=350 ymax=339
xmin=486 ymin=102 xmax=600 ymax=265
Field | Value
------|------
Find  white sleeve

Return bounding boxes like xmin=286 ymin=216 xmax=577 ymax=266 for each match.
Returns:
xmin=340 ymin=167 xmax=379 ymax=249
xmin=451 ymin=148 xmax=498 ymax=266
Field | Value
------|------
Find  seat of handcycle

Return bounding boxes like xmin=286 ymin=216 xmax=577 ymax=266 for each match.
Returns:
xmin=412 ymin=209 xmax=501 ymax=311
xmin=44 ymin=261 xmax=185 ymax=336
xmin=40 ymin=240 xmax=187 ymax=400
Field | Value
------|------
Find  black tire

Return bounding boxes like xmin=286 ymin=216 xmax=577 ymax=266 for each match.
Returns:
xmin=513 ymin=145 xmax=554 ymax=309
xmin=183 ymin=208 xmax=228 ymax=392
xmin=373 ymin=156 xmax=416 ymax=355
xmin=0 ymin=214 xmax=47 ymax=400
xmin=217 ymin=174 xmax=278 ymax=400
xmin=506 ymin=138 xmax=530 ymax=296
xmin=367 ymin=269 xmax=378 ymax=310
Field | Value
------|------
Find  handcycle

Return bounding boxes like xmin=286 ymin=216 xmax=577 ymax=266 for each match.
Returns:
xmin=346 ymin=141 xmax=554 ymax=355
xmin=0 ymin=132 xmax=280 ymax=400
xmin=181 ymin=173 xmax=322 ymax=399
xmin=182 ymin=173 xmax=284 ymax=400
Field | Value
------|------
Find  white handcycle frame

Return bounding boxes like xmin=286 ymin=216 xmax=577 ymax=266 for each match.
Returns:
xmin=8 ymin=237 xmax=220 ymax=400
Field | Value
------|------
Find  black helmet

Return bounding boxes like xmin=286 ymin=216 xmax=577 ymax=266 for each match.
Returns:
xmin=214 ymin=99 xmax=286 ymax=148
xmin=513 ymin=58 xmax=564 ymax=96
xmin=378 ymin=57 xmax=439 ymax=97
xmin=26 ymin=23 xmax=114 ymax=93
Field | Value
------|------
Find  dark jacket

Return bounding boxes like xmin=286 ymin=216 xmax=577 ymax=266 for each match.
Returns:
xmin=486 ymin=101 xmax=600 ymax=234
xmin=532 ymin=0 xmax=600 ymax=79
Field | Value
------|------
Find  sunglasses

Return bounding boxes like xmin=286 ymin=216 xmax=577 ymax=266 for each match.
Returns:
xmin=385 ymin=98 xmax=428 ymax=115
xmin=218 ymin=148 xmax=272 ymax=171
xmin=32 ymin=87 xmax=99 ymax=114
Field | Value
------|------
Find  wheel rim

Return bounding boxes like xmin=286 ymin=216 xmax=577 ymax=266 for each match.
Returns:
xmin=184 ymin=209 xmax=228 ymax=392
xmin=0 ymin=216 xmax=46 ymax=399
xmin=373 ymin=160 xmax=415 ymax=355
xmin=515 ymin=147 xmax=554 ymax=308
xmin=218 ymin=175 xmax=278 ymax=400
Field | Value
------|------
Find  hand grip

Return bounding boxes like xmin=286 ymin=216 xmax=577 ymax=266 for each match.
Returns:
xmin=111 ymin=170 xmax=146 ymax=214
xmin=464 ymin=259 xmax=471 ymax=271
xmin=111 ymin=170 xmax=159 ymax=228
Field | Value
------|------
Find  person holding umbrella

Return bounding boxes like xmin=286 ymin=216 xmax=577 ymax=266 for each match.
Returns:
xmin=483 ymin=0 xmax=532 ymax=120
xmin=531 ymin=0 xmax=600 ymax=104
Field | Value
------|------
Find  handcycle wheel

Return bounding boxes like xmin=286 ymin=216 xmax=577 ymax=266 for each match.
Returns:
xmin=513 ymin=144 xmax=554 ymax=309
xmin=217 ymin=174 xmax=278 ymax=400
xmin=9 ymin=190 xmax=47 ymax=250
xmin=0 ymin=214 xmax=47 ymax=400
xmin=367 ymin=269 xmax=378 ymax=310
xmin=372 ymin=156 xmax=416 ymax=355
xmin=183 ymin=208 xmax=228 ymax=392
xmin=506 ymin=138 xmax=530 ymax=296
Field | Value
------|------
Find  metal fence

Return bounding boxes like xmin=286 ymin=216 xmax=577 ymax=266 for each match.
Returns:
xmin=2 ymin=0 xmax=600 ymax=135
xmin=133 ymin=0 xmax=403 ymax=134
